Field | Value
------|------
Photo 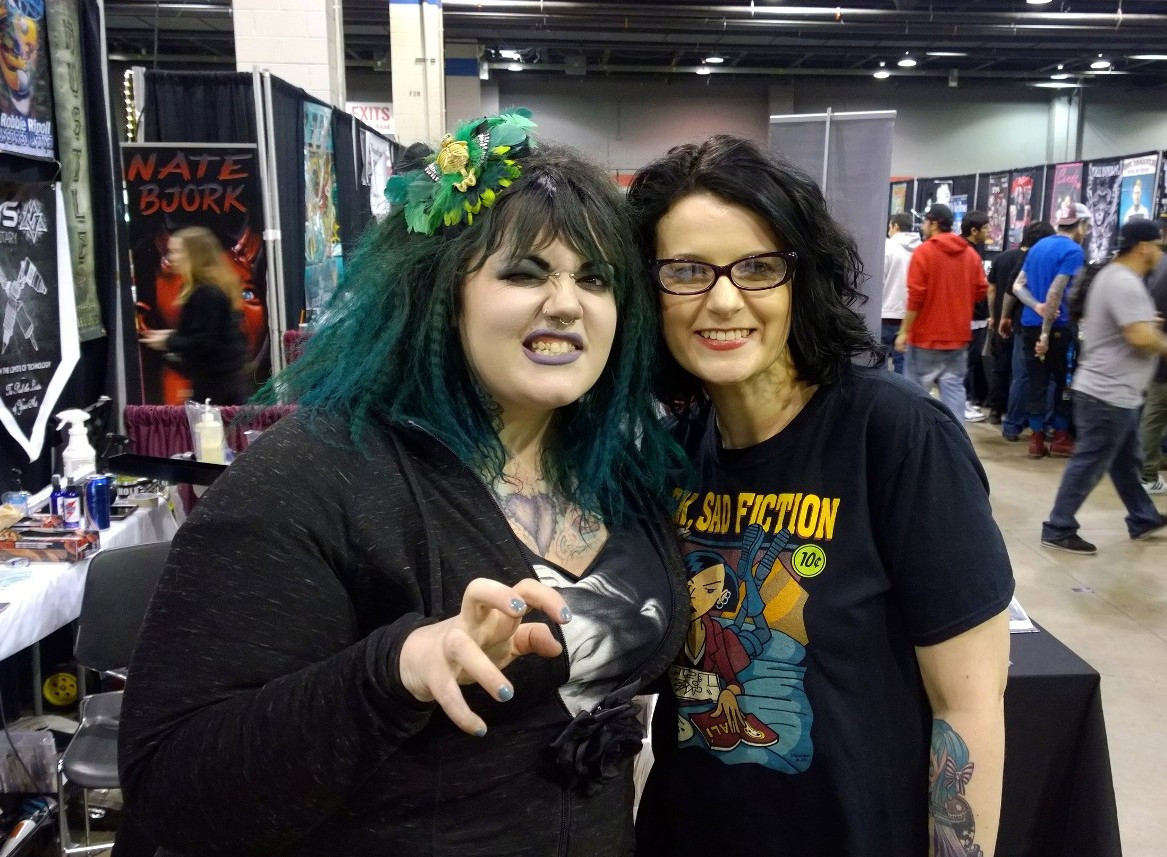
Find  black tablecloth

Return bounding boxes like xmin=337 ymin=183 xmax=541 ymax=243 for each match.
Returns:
xmin=1000 ymin=625 xmax=1122 ymax=857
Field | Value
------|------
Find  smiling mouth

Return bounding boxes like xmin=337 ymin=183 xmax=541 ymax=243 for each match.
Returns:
xmin=522 ymin=329 xmax=584 ymax=364
xmin=697 ymin=329 xmax=752 ymax=342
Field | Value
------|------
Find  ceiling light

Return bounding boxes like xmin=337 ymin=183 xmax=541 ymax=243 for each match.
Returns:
xmin=499 ymin=49 xmax=521 ymax=61
xmin=705 ymin=55 xmax=725 ymax=64
xmin=1032 ymin=81 xmax=1079 ymax=89
xmin=695 ymin=66 xmax=712 ymax=75
xmin=925 ymin=51 xmax=967 ymax=58
xmin=1129 ymin=54 xmax=1167 ymax=61
xmin=1025 ymin=0 xmax=1053 ymax=5
xmin=1090 ymin=55 xmax=1111 ymax=70
xmin=1050 ymin=73 xmax=1070 ymax=80
xmin=873 ymin=63 xmax=891 ymax=79
xmin=897 ymin=54 xmax=917 ymax=68
xmin=507 ymin=63 xmax=523 ymax=72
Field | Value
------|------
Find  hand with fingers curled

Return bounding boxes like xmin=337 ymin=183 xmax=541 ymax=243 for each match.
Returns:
xmin=398 ymin=577 xmax=572 ymax=736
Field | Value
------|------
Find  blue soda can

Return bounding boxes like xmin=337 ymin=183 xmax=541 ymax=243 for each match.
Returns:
xmin=85 ymin=475 xmax=111 ymax=530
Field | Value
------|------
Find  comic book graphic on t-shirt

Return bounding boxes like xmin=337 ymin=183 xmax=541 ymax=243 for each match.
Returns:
xmin=668 ymin=487 xmax=838 ymax=773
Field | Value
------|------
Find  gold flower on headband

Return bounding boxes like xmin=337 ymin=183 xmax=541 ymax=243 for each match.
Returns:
xmin=435 ymin=136 xmax=470 ymax=175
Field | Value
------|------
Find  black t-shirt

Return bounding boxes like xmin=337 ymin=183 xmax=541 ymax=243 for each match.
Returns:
xmin=636 ymin=366 xmax=1014 ymax=857
xmin=989 ymin=247 xmax=1026 ymax=324
xmin=1149 ymin=255 xmax=1167 ymax=384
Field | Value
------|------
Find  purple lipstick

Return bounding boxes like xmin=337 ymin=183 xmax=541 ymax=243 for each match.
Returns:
xmin=523 ymin=329 xmax=584 ymax=365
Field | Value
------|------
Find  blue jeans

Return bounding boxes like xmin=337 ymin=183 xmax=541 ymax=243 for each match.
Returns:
xmin=880 ymin=320 xmax=904 ymax=375
xmin=905 ymin=346 xmax=966 ymax=420
xmin=1043 ymin=391 xmax=1164 ymax=540
xmin=1003 ymin=333 xmax=1057 ymax=437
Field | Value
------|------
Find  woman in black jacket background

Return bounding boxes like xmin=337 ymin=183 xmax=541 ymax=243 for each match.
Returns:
xmin=140 ymin=226 xmax=248 ymax=404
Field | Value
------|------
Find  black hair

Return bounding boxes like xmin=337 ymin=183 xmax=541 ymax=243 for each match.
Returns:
xmin=683 ymin=550 xmax=740 ymax=612
xmin=627 ymin=135 xmax=879 ymax=412
xmin=960 ymin=210 xmax=989 ymax=238
xmin=1021 ymin=221 xmax=1056 ymax=249
xmin=888 ymin=212 xmax=914 ymax=233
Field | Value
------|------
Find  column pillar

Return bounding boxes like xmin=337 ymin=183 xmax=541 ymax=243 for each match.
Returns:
xmin=390 ymin=0 xmax=445 ymax=144
xmin=233 ymin=0 xmax=346 ymax=106
xmin=445 ymin=41 xmax=482 ymax=125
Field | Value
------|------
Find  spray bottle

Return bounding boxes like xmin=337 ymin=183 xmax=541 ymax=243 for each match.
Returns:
xmin=55 ymin=409 xmax=97 ymax=480
xmin=194 ymin=400 xmax=226 ymax=464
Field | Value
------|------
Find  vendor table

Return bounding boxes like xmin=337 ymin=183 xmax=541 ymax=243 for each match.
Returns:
xmin=0 ymin=500 xmax=179 ymax=712
xmin=999 ymin=624 xmax=1122 ymax=857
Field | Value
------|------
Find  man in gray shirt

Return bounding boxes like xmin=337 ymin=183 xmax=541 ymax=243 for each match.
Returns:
xmin=1041 ymin=219 xmax=1167 ymax=554
xmin=1138 ymin=224 xmax=1167 ymax=494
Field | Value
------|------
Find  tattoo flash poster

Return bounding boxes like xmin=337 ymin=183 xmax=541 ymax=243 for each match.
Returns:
xmin=950 ymin=195 xmax=968 ymax=236
xmin=888 ymin=182 xmax=907 ymax=216
xmin=304 ymin=102 xmax=343 ymax=313
xmin=1119 ymin=153 xmax=1158 ymax=226
xmin=0 ymin=181 xmax=79 ymax=461
xmin=0 ymin=0 xmax=54 ymax=160
xmin=360 ymin=129 xmax=393 ymax=221
xmin=985 ymin=173 xmax=1009 ymax=252
xmin=1086 ymin=159 xmax=1122 ymax=262
xmin=1006 ymin=171 xmax=1036 ymax=250
xmin=1047 ymin=162 xmax=1083 ymax=227
xmin=122 ymin=143 xmax=269 ymax=404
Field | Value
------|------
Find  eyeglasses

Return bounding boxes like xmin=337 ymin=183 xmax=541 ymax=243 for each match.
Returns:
xmin=651 ymin=251 xmax=798 ymax=295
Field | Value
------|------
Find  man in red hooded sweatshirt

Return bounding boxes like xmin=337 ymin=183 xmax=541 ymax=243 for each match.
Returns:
xmin=895 ymin=203 xmax=990 ymax=421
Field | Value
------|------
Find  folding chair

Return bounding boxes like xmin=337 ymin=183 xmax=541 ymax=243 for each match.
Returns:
xmin=56 ymin=541 xmax=170 ymax=856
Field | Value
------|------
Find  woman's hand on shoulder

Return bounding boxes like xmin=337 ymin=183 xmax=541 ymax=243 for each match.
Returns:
xmin=398 ymin=578 xmax=570 ymax=736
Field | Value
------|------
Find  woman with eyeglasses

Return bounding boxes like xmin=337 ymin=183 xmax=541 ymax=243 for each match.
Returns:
xmin=119 ymin=112 xmax=688 ymax=856
xmin=627 ymin=136 xmax=1014 ymax=857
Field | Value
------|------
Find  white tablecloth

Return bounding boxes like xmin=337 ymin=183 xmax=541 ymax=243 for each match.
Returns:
xmin=0 ymin=500 xmax=179 ymax=661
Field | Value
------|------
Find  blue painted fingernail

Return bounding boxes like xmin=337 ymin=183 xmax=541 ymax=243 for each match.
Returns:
xmin=473 ymin=726 xmax=487 ymax=737
xmin=509 ymin=598 xmax=526 ymax=614
xmin=560 ymin=606 xmax=573 ymax=622
xmin=498 ymin=685 xmax=514 ymax=702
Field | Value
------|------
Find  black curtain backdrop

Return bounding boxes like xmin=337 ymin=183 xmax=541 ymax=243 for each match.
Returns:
xmin=269 ymin=77 xmax=305 ymax=331
xmin=142 ymin=70 xmax=257 ymax=144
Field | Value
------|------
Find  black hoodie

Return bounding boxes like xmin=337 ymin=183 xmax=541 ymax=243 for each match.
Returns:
xmin=120 ymin=413 xmax=687 ymax=857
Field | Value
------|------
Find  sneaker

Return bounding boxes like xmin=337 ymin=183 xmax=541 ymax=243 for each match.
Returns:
xmin=1002 ymin=430 xmax=1020 ymax=442
xmin=1027 ymin=432 xmax=1049 ymax=459
xmin=1142 ymin=477 xmax=1167 ymax=496
xmin=987 ymin=410 xmax=1003 ymax=425
xmin=1132 ymin=515 xmax=1167 ymax=541
xmin=1049 ymin=430 xmax=1074 ymax=458
xmin=1041 ymin=534 xmax=1098 ymax=554
xmin=964 ymin=406 xmax=986 ymax=423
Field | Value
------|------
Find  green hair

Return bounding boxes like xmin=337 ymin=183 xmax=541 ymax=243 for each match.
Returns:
xmin=257 ymin=145 xmax=681 ymax=524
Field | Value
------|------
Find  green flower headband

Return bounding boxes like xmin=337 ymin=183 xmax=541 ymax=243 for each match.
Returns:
xmin=385 ymin=108 xmax=537 ymax=235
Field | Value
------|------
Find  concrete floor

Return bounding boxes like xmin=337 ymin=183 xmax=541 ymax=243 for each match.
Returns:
xmin=967 ymin=418 xmax=1166 ymax=857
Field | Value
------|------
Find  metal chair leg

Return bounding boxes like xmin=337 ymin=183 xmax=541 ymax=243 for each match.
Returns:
xmin=56 ymin=758 xmax=116 ymax=857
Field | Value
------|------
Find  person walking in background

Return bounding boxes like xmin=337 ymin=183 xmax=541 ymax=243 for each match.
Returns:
xmin=961 ymin=210 xmax=992 ymax=419
xmin=992 ymin=222 xmax=1057 ymax=438
xmin=896 ymin=203 xmax=989 ymax=422
xmin=882 ymin=212 xmax=919 ymax=374
xmin=1041 ymin=219 xmax=1167 ymax=554
xmin=1139 ymin=221 xmax=1167 ymax=495
xmin=139 ymin=226 xmax=250 ymax=405
xmin=1012 ymin=203 xmax=1091 ymax=459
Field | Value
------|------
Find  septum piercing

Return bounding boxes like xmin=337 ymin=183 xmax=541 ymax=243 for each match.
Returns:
xmin=548 ymin=316 xmax=573 ymax=328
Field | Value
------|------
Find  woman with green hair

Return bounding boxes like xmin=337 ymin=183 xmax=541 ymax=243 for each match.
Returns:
xmin=119 ymin=111 xmax=688 ymax=857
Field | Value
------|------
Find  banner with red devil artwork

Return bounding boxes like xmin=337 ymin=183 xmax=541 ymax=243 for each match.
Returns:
xmin=122 ymin=143 xmax=268 ymax=405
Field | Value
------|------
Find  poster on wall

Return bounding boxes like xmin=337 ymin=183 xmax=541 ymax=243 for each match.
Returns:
xmin=1047 ymin=162 xmax=1084 ymax=227
xmin=918 ymin=179 xmax=953 ymax=214
xmin=304 ymin=102 xmax=343 ymax=314
xmin=888 ymin=181 xmax=907 ymax=216
xmin=951 ymin=194 xmax=968 ymax=235
xmin=0 ymin=0 xmax=54 ymax=159
xmin=0 ymin=181 xmax=79 ymax=461
xmin=985 ymin=172 xmax=1009 ymax=252
xmin=1158 ymin=152 xmax=1167 ymax=220
xmin=122 ymin=143 xmax=269 ymax=405
xmin=1119 ymin=153 xmax=1158 ymax=225
xmin=1085 ymin=158 xmax=1122 ymax=262
xmin=360 ymin=129 xmax=393 ymax=221
xmin=1007 ymin=171 xmax=1036 ymax=249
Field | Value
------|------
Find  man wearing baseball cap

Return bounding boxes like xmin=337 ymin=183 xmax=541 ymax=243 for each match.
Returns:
xmin=895 ymin=203 xmax=989 ymax=422
xmin=1011 ymin=202 xmax=1092 ymax=459
xmin=1041 ymin=218 xmax=1167 ymax=554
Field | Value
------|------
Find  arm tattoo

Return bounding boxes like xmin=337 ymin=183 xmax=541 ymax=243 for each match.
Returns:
xmin=1011 ymin=271 xmax=1039 ymax=311
xmin=1041 ymin=274 xmax=1071 ymax=337
xmin=929 ymin=719 xmax=982 ymax=857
